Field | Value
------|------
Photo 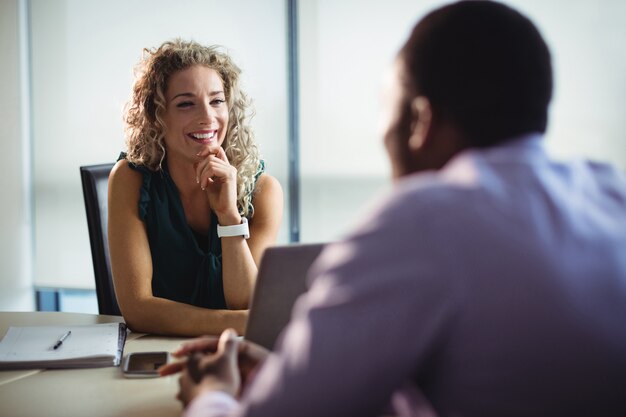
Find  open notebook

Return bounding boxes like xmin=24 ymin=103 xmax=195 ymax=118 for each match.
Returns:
xmin=0 ymin=322 xmax=127 ymax=369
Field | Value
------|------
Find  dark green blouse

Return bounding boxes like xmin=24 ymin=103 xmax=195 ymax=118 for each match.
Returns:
xmin=120 ymin=154 xmax=265 ymax=309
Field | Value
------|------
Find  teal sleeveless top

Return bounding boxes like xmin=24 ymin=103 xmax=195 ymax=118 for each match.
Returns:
xmin=119 ymin=153 xmax=265 ymax=309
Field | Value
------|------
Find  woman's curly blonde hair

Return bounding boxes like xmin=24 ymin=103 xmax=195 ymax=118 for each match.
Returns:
xmin=124 ymin=39 xmax=261 ymax=218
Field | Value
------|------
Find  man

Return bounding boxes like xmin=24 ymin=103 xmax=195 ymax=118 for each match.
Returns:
xmin=161 ymin=1 xmax=626 ymax=416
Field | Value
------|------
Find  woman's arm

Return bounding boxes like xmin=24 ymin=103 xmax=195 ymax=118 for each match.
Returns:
xmin=194 ymin=146 xmax=284 ymax=310
xmin=219 ymin=174 xmax=284 ymax=309
xmin=107 ymin=160 xmax=248 ymax=336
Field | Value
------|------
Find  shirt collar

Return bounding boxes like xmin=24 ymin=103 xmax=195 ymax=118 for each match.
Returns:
xmin=454 ymin=132 xmax=546 ymax=165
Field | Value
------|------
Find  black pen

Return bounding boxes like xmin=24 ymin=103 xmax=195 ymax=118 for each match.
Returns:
xmin=52 ymin=331 xmax=71 ymax=350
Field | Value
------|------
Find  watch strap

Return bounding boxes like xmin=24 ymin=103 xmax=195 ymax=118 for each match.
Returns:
xmin=217 ymin=217 xmax=250 ymax=239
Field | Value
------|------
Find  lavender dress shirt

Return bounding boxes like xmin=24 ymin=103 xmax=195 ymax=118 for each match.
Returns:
xmin=185 ymin=134 xmax=626 ymax=417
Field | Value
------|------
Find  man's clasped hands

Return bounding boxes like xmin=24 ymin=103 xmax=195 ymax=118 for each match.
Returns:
xmin=159 ymin=329 xmax=269 ymax=407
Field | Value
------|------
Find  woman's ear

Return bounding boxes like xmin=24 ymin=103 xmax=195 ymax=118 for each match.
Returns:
xmin=408 ymin=96 xmax=432 ymax=151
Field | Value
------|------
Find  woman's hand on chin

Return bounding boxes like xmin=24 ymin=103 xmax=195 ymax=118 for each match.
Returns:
xmin=194 ymin=146 xmax=239 ymax=222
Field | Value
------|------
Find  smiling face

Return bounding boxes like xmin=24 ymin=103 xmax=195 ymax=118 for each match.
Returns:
xmin=162 ymin=65 xmax=229 ymax=163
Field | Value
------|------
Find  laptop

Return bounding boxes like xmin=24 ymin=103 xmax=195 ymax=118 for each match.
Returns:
xmin=245 ymin=243 xmax=325 ymax=350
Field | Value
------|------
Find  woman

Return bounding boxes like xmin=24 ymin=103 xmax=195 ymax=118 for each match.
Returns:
xmin=108 ymin=39 xmax=283 ymax=336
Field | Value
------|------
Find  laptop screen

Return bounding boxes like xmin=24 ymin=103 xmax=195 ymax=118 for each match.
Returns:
xmin=245 ymin=243 xmax=325 ymax=350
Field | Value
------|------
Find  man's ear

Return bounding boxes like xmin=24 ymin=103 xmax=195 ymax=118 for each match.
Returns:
xmin=408 ymin=96 xmax=432 ymax=151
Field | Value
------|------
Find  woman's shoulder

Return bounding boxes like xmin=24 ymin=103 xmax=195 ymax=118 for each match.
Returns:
xmin=109 ymin=160 xmax=144 ymax=204
xmin=110 ymin=159 xmax=143 ymax=185
xmin=255 ymin=172 xmax=282 ymax=193
xmin=251 ymin=173 xmax=283 ymax=211
xmin=110 ymin=159 xmax=157 ymax=220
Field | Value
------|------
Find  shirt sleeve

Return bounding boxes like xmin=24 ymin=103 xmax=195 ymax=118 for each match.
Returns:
xmin=184 ymin=391 xmax=239 ymax=417
xmin=232 ymin=193 xmax=459 ymax=417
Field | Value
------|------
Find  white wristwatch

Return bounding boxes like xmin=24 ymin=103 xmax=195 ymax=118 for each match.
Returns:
xmin=217 ymin=217 xmax=250 ymax=239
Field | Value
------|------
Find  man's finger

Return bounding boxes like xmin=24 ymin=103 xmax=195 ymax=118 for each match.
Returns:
xmin=172 ymin=336 xmax=219 ymax=357
xmin=212 ymin=328 xmax=240 ymax=380
xmin=217 ymin=328 xmax=239 ymax=358
xmin=158 ymin=359 xmax=186 ymax=376
xmin=187 ymin=352 xmax=207 ymax=383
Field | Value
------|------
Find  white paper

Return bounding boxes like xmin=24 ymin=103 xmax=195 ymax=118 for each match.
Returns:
xmin=0 ymin=323 xmax=125 ymax=368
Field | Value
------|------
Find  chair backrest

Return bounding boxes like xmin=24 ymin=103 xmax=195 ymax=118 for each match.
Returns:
xmin=80 ymin=163 xmax=121 ymax=316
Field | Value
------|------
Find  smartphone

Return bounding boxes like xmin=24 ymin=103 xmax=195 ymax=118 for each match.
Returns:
xmin=122 ymin=351 xmax=169 ymax=378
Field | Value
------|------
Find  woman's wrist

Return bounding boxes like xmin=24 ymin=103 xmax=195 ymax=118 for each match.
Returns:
xmin=215 ymin=210 xmax=242 ymax=226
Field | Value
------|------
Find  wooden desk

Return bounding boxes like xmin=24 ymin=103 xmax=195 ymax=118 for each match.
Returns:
xmin=0 ymin=312 xmax=188 ymax=417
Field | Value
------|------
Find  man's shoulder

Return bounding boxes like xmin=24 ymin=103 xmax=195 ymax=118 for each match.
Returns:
xmin=387 ymin=162 xmax=483 ymax=212
xmin=355 ymin=169 xmax=477 ymax=237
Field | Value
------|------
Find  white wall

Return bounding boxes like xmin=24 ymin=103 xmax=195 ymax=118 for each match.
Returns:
xmin=507 ymin=0 xmax=626 ymax=165
xmin=1 ymin=0 xmax=625 ymax=305
xmin=0 ymin=0 xmax=35 ymax=310
xmin=29 ymin=0 xmax=290 ymax=289
xmin=298 ymin=0 xmax=626 ymax=243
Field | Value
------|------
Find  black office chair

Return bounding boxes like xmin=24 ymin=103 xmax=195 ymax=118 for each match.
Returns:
xmin=80 ymin=163 xmax=121 ymax=316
